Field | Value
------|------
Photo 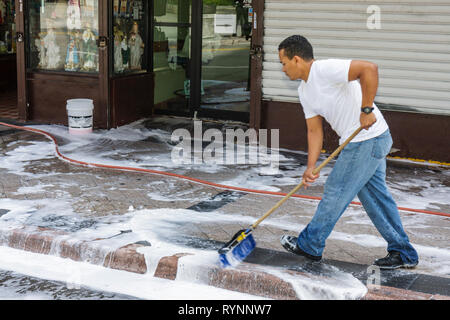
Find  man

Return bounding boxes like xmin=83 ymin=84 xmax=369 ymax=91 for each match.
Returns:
xmin=278 ymin=35 xmax=418 ymax=269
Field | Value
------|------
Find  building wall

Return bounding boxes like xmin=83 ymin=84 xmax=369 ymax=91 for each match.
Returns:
xmin=260 ymin=0 xmax=450 ymax=162
xmin=262 ymin=0 xmax=450 ymax=115
xmin=261 ymin=100 xmax=450 ymax=163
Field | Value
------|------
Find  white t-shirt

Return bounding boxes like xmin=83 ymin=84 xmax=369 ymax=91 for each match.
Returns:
xmin=298 ymin=59 xmax=389 ymax=144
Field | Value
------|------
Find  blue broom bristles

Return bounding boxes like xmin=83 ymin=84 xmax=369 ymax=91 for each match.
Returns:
xmin=219 ymin=231 xmax=256 ymax=268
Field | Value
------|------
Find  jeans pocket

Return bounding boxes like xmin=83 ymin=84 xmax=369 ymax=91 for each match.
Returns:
xmin=371 ymin=133 xmax=393 ymax=159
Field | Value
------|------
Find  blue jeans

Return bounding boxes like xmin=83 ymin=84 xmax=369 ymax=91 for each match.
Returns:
xmin=297 ymin=130 xmax=419 ymax=264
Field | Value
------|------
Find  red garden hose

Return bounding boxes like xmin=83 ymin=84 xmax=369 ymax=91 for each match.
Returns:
xmin=1 ymin=121 xmax=449 ymax=218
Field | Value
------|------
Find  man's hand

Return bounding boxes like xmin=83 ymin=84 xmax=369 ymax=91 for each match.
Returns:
xmin=360 ymin=112 xmax=377 ymax=130
xmin=302 ymin=167 xmax=320 ymax=189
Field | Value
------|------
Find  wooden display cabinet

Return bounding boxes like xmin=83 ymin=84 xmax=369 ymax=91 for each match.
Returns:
xmin=15 ymin=0 xmax=153 ymax=128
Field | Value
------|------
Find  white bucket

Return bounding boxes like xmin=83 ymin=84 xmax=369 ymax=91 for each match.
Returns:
xmin=66 ymin=99 xmax=94 ymax=135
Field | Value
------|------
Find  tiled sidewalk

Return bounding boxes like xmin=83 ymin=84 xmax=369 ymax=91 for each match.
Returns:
xmin=0 ymin=119 xmax=449 ymax=300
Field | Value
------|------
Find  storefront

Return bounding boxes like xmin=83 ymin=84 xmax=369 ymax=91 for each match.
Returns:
xmin=2 ymin=1 xmax=448 ymax=162
xmin=2 ymin=0 xmax=255 ymax=127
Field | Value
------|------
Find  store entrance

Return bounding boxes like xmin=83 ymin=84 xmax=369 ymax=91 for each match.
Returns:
xmin=153 ymin=0 xmax=192 ymax=117
xmin=0 ymin=0 xmax=18 ymax=120
xmin=153 ymin=0 xmax=252 ymax=122
xmin=198 ymin=0 xmax=251 ymax=122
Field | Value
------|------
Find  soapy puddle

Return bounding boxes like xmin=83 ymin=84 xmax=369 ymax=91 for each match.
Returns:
xmin=0 ymin=121 xmax=449 ymax=298
xmin=0 ymin=246 xmax=264 ymax=300
xmin=0 ymin=268 xmax=137 ymax=300
xmin=3 ymin=120 xmax=448 ymax=211
xmin=0 ymin=201 xmax=369 ymax=300
xmin=1 ymin=194 xmax=448 ymax=278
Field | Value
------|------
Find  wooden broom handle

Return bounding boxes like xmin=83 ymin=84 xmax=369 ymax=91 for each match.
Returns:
xmin=251 ymin=126 xmax=363 ymax=229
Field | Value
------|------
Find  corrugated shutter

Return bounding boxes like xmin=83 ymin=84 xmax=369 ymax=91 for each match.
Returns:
xmin=262 ymin=0 xmax=450 ymax=115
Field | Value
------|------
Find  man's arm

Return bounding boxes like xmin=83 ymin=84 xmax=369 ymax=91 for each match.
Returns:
xmin=348 ymin=60 xmax=378 ymax=130
xmin=303 ymin=115 xmax=323 ymax=188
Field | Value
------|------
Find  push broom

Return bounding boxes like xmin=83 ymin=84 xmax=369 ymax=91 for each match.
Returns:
xmin=218 ymin=126 xmax=363 ymax=268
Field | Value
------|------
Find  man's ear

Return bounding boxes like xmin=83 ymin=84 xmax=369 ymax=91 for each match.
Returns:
xmin=293 ymin=55 xmax=304 ymax=65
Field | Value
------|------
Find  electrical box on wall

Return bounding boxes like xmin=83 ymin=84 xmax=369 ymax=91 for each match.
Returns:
xmin=214 ymin=14 xmax=236 ymax=35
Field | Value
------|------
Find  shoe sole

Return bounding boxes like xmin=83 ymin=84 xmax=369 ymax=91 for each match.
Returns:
xmin=280 ymin=236 xmax=322 ymax=262
xmin=280 ymin=236 xmax=298 ymax=253
xmin=374 ymin=263 xmax=418 ymax=270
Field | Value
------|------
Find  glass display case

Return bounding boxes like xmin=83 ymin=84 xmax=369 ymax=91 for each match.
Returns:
xmin=27 ymin=0 xmax=99 ymax=73
xmin=112 ymin=0 xmax=148 ymax=75
xmin=0 ymin=0 xmax=15 ymax=55
xmin=16 ymin=0 xmax=153 ymax=129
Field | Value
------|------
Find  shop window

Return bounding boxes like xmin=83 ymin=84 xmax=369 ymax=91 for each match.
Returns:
xmin=112 ymin=0 xmax=148 ymax=75
xmin=154 ymin=0 xmax=191 ymax=24
xmin=27 ymin=0 xmax=99 ymax=73
xmin=153 ymin=0 xmax=191 ymax=109
xmin=0 ymin=0 xmax=15 ymax=55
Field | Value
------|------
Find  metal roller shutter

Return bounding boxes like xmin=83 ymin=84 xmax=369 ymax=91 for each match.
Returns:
xmin=262 ymin=0 xmax=450 ymax=115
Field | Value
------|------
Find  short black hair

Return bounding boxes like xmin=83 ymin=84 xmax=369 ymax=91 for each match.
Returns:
xmin=278 ymin=35 xmax=314 ymax=61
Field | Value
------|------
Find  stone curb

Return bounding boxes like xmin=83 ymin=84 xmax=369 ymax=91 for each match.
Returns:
xmin=0 ymin=226 xmax=448 ymax=300
xmin=363 ymin=285 xmax=449 ymax=300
